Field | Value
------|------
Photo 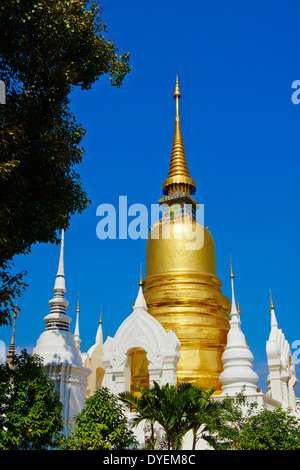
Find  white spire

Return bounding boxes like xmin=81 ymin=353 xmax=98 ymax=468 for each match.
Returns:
xmin=219 ymin=261 xmax=258 ymax=395
xmin=95 ymin=305 xmax=103 ymax=344
xmin=269 ymin=290 xmax=278 ymax=329
xmin=33 ymin=229 xmax=84 ymax=368
xmin=133 ymin=263 xmax=147 ymax=310
xmin=230 ymin=255 xmax=238 ymax=316
xmin=74 ymin=292 xmax=81 ymax=350
xmin=48 ymin=230 xmax=69 ymax=317
xmin=133 ymin=285 xmax=147 ymax=310
xmin=266 ymin=291 xmax=281 ymax=360
xmin=33 ymin=229 xmax=91 ymax=431
xmin=54 ymin=229 xmax=66 ymax=292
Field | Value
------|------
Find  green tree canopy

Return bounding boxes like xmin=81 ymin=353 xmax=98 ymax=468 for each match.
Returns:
xmin=0 ymin=0 xmax=131 ymax=325
xmin=182 ymin=385 xmax=224 ymax=450
xmin=119 ymin=381 xmax=223 ymax=450
xmin=120 ymin=382 xmax=193 ymax=450
xmin=238 ymin=406 xmax=300 ymax=450
xmin=0 ymin=349 xmax=64 ymax=449
xmin=64 ymin=386 xmax=138 ymax=450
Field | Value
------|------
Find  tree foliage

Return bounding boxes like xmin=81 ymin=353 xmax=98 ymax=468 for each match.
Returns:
xmin=120 ymin=382 xmax=190 ymax=450
xmin=120 ymin=382 xmax=300 ymax=451
xmin=0 ymin=0 xmax=131 ymax=324
xmin=238 ymin=407 xmax=300 ymax=450
xmin=0 ymin=260 xmax=27 ymax=326
xmin=216 ymin=391 xmax=256 ymax=450
xmin=182 ymin=385 xmax=224 ymax=450
xmin=214 ymin=392 xmax=300 ymax=450
xmin=0 ymin=350 xmax=64 ymax=449
xmin=64 ymin=386 xmax=138 ymax=450
xmin=119 ymin=381 xmax=224 ymax=450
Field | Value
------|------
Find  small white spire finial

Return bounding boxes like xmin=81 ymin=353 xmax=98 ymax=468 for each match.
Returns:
xmin=230 ymin=256 xmax=237 ymax=315
xmin=96 ymin=305 xmax=103 ymax=344
xmin=269 ymin=289 xmax=278 ymax=329
xmin=54 ymin=230 xmax=66 ymax=292
xmin=6 ymin=302 xmax=19 ymax=363
xmin=74 ymin=291 xmax=81 ymax=350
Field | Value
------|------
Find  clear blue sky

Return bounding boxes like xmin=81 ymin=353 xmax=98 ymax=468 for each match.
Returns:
xmin=2 ymin=0 xmax=300 ymax=394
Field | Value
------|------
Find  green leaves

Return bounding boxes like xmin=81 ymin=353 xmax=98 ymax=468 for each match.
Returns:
xmin=120 ymin=382 xmax=300 ymax=451
xmin=64 ymin=386 xmax=138 ymax=450
xmin=0 ymin=0 xmax=131 ymax=324
xmin=119 ymin=382 xmax=221 ymax=450
xmin=238 ymin=407 xmax=300 ymax=450
xmin=0 ymin=350 xmax=64 ymax=449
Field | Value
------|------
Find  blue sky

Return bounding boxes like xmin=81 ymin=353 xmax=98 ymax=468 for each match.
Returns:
xmin=2 ymin=0 xmax=300 ymax=395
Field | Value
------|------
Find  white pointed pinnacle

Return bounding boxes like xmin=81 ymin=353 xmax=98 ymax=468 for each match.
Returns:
xmin=74 ymin=292 xmax=81 ymax=349
xmin=49 ymin=229 xmax=69 ymax=314
xmin=133 ymin=285 xmax=147 ymax=310
xmin=219 ymin=258 xmax=258 ymax=395
xmin=96 ymin=305 xmax=103 ymax=344
xmin=230 ymin=255 xmax=238 ymax=316
xmin=133 ymin=263 xmax=147 ymax=311
xmin=54 ymin=229 xmax=66 ymax=292
xmin=269 ymin=289 xmax=278 ymax=329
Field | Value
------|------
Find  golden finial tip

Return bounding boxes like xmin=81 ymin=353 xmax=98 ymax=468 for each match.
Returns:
xmin=230 ymin=255 xmax=234 ymax=278
xmin=269 ymin=289 xmax=274 ymax=311
xmin=174 ymin=74 xmax=181 ymax=98
xmin=13 ymin=301 xmax=18 ymax=319
xmin=76 ymin=291 xmax=80 ymax=312
xmin=162 ymin=75 xmax=196 ymax=195
xmin=99 ymin=304 xmax=102 ymax=324
xmin=139 ymin=262 xmax=143 ymax=286
xmin=237 ymin=300 xmax=241 ymax=314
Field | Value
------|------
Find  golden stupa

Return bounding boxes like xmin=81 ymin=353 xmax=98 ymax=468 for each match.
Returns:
xmin=142 ymin=76 xmax=231 ymax=390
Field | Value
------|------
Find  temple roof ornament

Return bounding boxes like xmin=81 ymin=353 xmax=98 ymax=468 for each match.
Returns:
xmin=74 ymin=292 xmax=81 ymax=350
xmin=6 ymin=302 xmax=18 ymax=364
xmin=33 ymin=230 xmax=83 ymax=368
xmin=162 ymin=75 xmax=196 ymax=196
xmin=219 ymin=260 xmax=258 ymax=395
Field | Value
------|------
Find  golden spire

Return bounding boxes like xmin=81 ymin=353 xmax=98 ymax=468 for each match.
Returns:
xmin=174 ymin=73 xmax=181 ymax=115
xmin=13 ymin=301 xmax=18 ymax=319
xmin=237 ymin=300 xmax=241 ymax=314
xmin=99 ymin=305 xmax=102 ymax=324
xmin=162 ymin=75 xmax=196 ymax=195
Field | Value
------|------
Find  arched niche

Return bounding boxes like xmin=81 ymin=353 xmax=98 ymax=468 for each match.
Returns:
xmin=102 ymin=286 xmax=181 ymax=396
xmin=127 ymin=347 xmax=150 ymax=396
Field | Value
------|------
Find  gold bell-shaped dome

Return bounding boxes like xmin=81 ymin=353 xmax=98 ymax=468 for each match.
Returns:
xmin=143 ymin=76 xmax=230 ymax=390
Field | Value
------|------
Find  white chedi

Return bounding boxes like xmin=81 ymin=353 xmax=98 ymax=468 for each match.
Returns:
xmin=33 ymin=230 xmax=90 ymax=429
xmin=219 ymin=267 xmax=258 ymax=396
xmin=33 ymin=230 xmax=83 ymax=367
